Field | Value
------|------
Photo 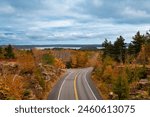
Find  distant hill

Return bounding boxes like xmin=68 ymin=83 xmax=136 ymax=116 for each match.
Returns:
xmin=0 ymin=44 xmax=102 ymax=50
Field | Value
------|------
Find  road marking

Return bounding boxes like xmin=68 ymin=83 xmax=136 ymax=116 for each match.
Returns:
xmin=74 ymin=74 xmax=79 ymax=100
xmin=84 ymin=70 xmax=98 ymax=100
xmin=57 ymin=72 xmax=71 ymax=100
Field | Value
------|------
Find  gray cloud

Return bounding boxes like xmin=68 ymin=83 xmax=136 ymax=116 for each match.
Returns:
xmin=0 ymin=0 xmax=150 ymax=45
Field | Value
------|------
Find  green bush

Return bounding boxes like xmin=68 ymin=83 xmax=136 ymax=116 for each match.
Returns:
xmin=42 ymin=54 xmax=54 ymax=65
xmin=39 ymin=77 xmax=45 ymax=90
xmin=113 ymin=75 xmax=129 ymax=100
xmin=23 ymin=90 xmax=30 ymax=97
xmin=126 ymin=67 xmax=135 ymax=83
xmin=126 ymin=67 xmax=147 ymax=83
xmin=66 ymin=61 xmax=72 ymax=68
xmin=0 ymin=47 xmax=5 ymax=59
xmin=34 ymin=69 xmax=45 ymax=90
xmin=137 ymin=67 xmax=147 ymax=79
xmin=0 ymin=47 xmax=2 ymax=58
xmin=94 ymin=66 xmax=104 ymax=81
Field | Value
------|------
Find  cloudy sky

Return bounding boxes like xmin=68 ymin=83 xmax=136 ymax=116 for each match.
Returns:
xmin=0 ymin=0 xmax=150 ymax=45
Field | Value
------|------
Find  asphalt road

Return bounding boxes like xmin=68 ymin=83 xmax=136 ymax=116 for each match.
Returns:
xmin=48 ymin=67 xmax=102 ymax=100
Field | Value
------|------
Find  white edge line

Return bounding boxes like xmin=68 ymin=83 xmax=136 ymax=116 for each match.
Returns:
xmin=84 ymin=70 xmax=98 ymax=100
xmin=57 ymin=71 xmax=72 ymax=100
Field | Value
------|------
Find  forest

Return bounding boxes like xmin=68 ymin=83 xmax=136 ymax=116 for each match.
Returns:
xmin=0 ymin=30 xmax=150 ymax=100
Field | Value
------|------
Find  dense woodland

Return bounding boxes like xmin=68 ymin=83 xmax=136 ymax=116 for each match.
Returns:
xmin=0 ymin=30 xmax=150 ymax=100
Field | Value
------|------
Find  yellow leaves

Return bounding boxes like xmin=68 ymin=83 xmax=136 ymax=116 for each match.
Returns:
xmin=0 ymin=49 xmax=68 ymax=99
xmin=16 ymin=50 xmax=35 ymax=72
xmin=136 ymin=44 xmax=150 ymax=65
xmin=71 ymin=54 xmax=78 ymax=68
xmin=103 ymin=56 xmax=116 ymax=66
xmin=87 ymin=52 xmax=100 ymax=67
xmin=70 ymin=51 xmax=89 ymax=68
xmin=103 ymin=65 xmax=113 ymax=76
xmin=77 ymin=52 xmax=88 ymax=67
xmin=54 ymin=58 xmax=66 ymax=69
xmin=101 ymin=65 xmax=113 ymax=83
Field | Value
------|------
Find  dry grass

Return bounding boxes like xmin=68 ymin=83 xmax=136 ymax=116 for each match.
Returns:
xmin=0 ymin=75 xmax=27 ymax=99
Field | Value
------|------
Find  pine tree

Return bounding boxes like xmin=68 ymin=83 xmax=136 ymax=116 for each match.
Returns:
xmin=113 ymin=36 xmax=126 ymax=63
xmin=0 ymin=47 xmax=2 ymax=55
xmin=113 ymin=75 xmax=129 ymax=99
xmin=0 ymin=47 xmax=3 ymax=59
xmin=145 ymin=30 xmax=150 ymax=44
xmin=0 ymin=47 xmax=2 ymax=53
xmin=102 ymin=39 xmax=113 ymax=59
xmin=128 ymin=31 xmax=145 ymax=56
xmin=4 ymin=44 xmax=15 ymax=59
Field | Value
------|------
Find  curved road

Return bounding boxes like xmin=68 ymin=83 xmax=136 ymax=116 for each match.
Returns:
xmin=48 ymin=67 xmax=102 ymax=100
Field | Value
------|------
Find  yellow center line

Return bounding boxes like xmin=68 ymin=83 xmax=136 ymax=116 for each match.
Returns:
xmin=74 ymin=74 xmax=79 ymax=100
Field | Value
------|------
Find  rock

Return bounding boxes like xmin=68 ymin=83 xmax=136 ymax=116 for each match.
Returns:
xmin=138 ymin=79 xmax=149 ymax=90
xmin=0 ymin=62 xmax=19 ymax=75
xmin=109 ymin=92 xmax=114 ymax=99
xmin=139 ymin=79 xmax=149 ymax=85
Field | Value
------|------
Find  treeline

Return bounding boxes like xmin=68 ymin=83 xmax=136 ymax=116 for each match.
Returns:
xmin=102 ymin=31 xmax=150 ymax=63
xmin=93 ymin=30 xmax=150 ymax=100
xmin=0 ymin=44 xmax=15 ymax=59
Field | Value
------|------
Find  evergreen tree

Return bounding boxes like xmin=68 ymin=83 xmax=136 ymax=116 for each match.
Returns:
xmin=102 ymin=39 xmax=113 ymax=59
xmin=0 ymin=47 xmax=2 ymax=54
xmin=145 ymin=30 xmax=150 ymax=44
xmin=113 ymin=36 xmax=126 ymax=63
xmin=113 ymin=75 xmax=129 ymax=99
xmin=0 ymin=47 xmax=3 ymax=58
xmin=4 ymin=44 xmax=15 ymax=59
xmin=128 ymin=31 xmax=145 ymax=56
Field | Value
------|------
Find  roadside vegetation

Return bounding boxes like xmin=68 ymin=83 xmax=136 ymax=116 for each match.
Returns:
xmin=0 ymin=46 xmax=66 ymax=99
xmin=93 ymin=30 xmax=150 ymax=99
xmin=0 ymin=30 xmax=150 ymax=100
xmin=0 ymin=45 xmax=100 ymax=99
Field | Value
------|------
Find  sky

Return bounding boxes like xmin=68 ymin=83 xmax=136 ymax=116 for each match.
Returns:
xmin=0 ymin=0 xmax=150 ymax=45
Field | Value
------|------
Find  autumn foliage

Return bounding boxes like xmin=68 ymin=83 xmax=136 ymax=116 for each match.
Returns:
xmin=0 ymin=48 xmax=66 ymax=100
xmin=93 ymin=30 xmax=150 ymax=100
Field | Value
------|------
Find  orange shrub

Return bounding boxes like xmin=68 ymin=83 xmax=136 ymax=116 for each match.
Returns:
xmin=54 ymin=58 xmax=66 ymax=69
xmin=0 ymin=75 xmax=26 ymax=99
xmin=16 ymin=50 xmax=35 ymax=72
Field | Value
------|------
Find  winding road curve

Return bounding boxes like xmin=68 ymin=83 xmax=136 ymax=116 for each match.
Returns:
xmin=48 ymin=67 xmax=102 ymax=100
